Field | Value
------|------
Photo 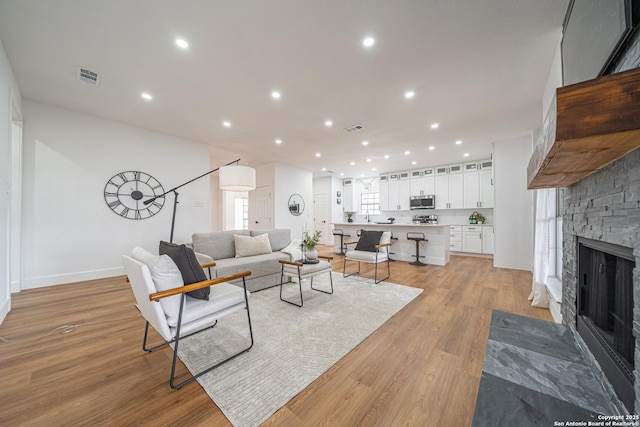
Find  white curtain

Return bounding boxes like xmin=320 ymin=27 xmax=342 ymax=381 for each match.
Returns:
xmin=530 ymin=188 xmax=555 ymax=307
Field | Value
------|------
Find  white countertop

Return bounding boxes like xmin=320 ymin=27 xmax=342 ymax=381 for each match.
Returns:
xmin=332 ymin=222 xmax=448 ymax=227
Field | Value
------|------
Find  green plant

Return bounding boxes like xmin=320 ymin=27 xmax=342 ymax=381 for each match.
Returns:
xmin=345 ymin=211 xmax=354 ymax=219
xmin=469 ymin=211 xmax=486 ymax=223
xmin=303 ymin=230 xmax=322 ymax=250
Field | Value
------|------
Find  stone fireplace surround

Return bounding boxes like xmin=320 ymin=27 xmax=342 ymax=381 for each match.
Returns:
xmin=562 ymin=147 xmax=640 ymax=412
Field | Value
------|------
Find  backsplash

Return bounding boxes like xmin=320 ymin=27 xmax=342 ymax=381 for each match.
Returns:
xmin=349 ymin=208 xmax=494 ymax=225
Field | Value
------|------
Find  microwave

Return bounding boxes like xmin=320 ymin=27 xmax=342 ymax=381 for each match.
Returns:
xmin=410 ymin=195 xmax=435 ymax=209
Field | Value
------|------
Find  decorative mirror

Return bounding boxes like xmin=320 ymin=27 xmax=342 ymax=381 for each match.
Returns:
xmin=288 ymin=194 xmax=304 ymax=216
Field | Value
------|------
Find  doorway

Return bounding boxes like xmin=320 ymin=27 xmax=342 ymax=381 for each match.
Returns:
xmin=313 ymin=193 xmax=331 ymax=245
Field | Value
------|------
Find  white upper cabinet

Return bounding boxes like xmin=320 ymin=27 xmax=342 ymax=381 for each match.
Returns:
xmin=463 ymin=159 xmax=493 ymax=209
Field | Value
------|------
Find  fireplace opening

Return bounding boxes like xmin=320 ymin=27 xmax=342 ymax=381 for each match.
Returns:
xmin=577 ymin=237 xmax=635 ymax=412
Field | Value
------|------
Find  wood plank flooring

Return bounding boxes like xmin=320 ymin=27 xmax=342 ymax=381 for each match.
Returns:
xmin=0 ymin=247 xmax=551 ymax=426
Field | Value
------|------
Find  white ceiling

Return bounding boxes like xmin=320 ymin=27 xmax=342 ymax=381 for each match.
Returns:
xmin=0 ymin=0 xmax=569 ymax=178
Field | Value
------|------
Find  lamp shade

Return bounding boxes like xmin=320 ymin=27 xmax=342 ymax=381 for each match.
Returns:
xmin=219 ymin=165 xmax=256 ymax=191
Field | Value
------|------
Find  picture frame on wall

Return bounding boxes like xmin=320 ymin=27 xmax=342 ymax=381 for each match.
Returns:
xmin=337 ymin=191 xmax=342 ymax=197
xmin=337 ymin=198 xmax=341 ymax=204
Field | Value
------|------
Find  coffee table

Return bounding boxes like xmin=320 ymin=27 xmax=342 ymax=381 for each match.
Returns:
xmin=278 ymin=255 xmax=333 ymax=307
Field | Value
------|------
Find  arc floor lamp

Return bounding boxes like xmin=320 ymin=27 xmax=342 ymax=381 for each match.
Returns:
xmin=145 ymin=159 xmax=256 ymax=242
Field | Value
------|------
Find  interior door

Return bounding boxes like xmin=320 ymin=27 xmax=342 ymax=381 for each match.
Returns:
xmin=253 ymin=185 xmax=272 ymax=229
xmin=313 ymin=193 xmax=330 ymax=244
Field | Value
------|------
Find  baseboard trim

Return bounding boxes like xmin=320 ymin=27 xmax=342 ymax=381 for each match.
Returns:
xmin=22 ymin=267 xmax=125 ymax=290
xmin=0 ymin=297 xmax=10 ymax=325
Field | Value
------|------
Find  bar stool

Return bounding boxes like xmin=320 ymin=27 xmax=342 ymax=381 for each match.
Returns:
xmin=332 ymin=229 xmax=351 ymax=256
xmin=407 ymin=232 xmax=428 ymax=266
xmin=388 ymin=232 xmax=399 ymax=262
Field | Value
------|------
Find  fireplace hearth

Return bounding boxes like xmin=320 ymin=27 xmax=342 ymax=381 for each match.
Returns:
xmin=577 ymin=237 xmax=635 ymax=411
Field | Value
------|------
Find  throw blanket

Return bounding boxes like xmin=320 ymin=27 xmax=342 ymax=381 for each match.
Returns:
xmin=280 ymin=239 xmax=302 ymax=262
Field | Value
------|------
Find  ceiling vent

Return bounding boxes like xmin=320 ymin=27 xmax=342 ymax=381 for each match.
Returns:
xmin=343 ymin=124 xmax=364 ymax=133
xmin=76 ymin=66 xmax=101 ymax=85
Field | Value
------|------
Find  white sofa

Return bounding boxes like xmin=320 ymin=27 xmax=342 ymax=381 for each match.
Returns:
xmin=192 ymin=229 xmax=294 ymax=292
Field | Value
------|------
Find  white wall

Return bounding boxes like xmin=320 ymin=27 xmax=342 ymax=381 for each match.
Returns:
xmin=0 ymin=37 xmax=22 ymax=324
xmin=493 ymin=134 xmax=534 ymax=271
xmin=274 ymin=163 xmax=313 ymax=241
xmin=542 ymin=39 xmax=563 ymax=119
xmin=21 ymin=100 xmax=211 ymax=289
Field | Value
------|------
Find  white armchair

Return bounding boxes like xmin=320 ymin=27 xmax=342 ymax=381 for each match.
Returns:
xmin=122 ymin=247 xmax=253 ymax=389
xmin=342 ymin=230 xmax=392 ymax=284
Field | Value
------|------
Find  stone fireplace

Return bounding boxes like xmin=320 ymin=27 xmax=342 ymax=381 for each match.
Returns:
xmin=562 ymin=147 xmax=640 ymax=412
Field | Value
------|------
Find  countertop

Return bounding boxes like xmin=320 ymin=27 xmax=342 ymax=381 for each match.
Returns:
xmin=332 ymin=222 xmax=448 ymax=227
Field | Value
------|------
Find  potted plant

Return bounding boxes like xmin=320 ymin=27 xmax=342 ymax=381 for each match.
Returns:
xmin=469 ymin=212 xmax=486 ymax=224
xmin=346 ymin=211 xmax=355 ymax=223
xmin=303 ymin=230 xmax=322 ymax=261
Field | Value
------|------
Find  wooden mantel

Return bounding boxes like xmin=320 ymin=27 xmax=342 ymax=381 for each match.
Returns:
xmin=527 ymin=66 xmax=640 ymax=189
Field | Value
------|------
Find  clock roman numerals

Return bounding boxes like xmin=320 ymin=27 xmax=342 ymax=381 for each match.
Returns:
xmin=104 ymin=170 xmax=165 ymax=220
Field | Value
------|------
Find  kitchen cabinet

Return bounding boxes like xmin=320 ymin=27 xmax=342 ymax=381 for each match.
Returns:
xmin=388 ymin=172 xmax=410 ymax=210
xmin=463 ymin=160 xmax=493 ymax=208
xmin=435 ymin=172 xmax=463 ymax=209
xmin=482 ymin=226 xmax=494 ymax=254
xmin=449 ymin=226 xmax=462 ymax=252
xmin=379 ymin=175 xmax=389 ymax=211
xmin=342 ymin=178 xmax=355 ymax=212
xmin=410 ymin=168 xmax=435 ymax=196
xmin=462 ymin=225 xmax=482 ymax=253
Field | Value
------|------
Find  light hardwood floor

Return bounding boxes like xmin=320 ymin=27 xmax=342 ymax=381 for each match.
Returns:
xmin=0 ymin=247 xmax=552 ymax=426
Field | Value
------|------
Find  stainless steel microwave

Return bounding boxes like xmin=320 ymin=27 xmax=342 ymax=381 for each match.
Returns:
xmin=410 ymin=195 xmax=435 ymax=209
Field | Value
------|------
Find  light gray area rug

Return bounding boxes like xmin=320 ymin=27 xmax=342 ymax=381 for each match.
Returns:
xmin=176 ymin=272 xmax=422 ymax=427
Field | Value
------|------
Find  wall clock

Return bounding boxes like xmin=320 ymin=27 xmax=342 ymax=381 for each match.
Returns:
xmin=104 ymin=171 xmax=165 ymax=220
xmin=288 ymin=194 xmax=304 ymax=216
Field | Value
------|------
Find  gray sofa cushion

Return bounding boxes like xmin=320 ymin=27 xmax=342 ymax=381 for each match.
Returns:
xmin=192 ymin=230 xmax=250 ymax=260
xmin=250 ymin=229 xmax=291 ymax=251
xmin=214 ymin=252 xmax=288 ymax=280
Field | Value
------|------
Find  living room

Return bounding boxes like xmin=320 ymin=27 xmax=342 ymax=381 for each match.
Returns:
xmin=1 ymin=1 xmax=639 ymax=425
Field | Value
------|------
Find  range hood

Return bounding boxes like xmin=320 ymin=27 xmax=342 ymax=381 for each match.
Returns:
xmin=527 ymin=66 xmax=640 ymax=189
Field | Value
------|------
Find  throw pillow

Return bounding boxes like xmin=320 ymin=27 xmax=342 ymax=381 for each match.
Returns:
xmin=159 ymin=241 xmax=209 ymax=300
xmin=234 ymin=233 xmax=272 ymax=258
xmin=131 ymin=247 xmax=183 ymax=319
xmin=355 ymin=230 xmax=384 ymax=252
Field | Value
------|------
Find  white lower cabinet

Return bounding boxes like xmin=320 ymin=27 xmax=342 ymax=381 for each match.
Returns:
xmin=482 ymin=226 xmax=494 ymax=254
xmin=449 ymin=226 xmax=462 ymax=252
xmin=462 ymin=226 xmax=482 ymax=253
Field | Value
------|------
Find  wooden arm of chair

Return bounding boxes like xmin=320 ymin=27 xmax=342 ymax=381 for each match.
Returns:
xmin=344 ymin=241 xmax=359 ymax=246
xmin=201 ymin=262 xmax=216 ymax=269
xmin=149 ymin=271 xmax=251 ymax=301
xmin=318 ymin=255 xmax=333 ymax=261
xmin=374 ymin=243 xmax=392 ymax=249
xmin=279 ymin=259 xmax=303 ymax=267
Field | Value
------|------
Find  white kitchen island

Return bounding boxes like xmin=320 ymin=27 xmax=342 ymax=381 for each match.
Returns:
xmin=332 ymin=223 xmax=450 ymax=266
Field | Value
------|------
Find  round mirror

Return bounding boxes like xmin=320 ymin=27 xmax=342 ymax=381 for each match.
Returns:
xmin=288 ymin=194 xmax=305 ymax=216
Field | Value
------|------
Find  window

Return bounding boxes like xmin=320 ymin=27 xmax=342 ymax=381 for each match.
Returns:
xmin=234 ymin=197 xmax=249 ymax=230
xmin=360 ymin=192 xmax=380 ymax=215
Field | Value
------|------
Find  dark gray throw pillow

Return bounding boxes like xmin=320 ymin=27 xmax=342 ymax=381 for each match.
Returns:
xmin=159 ymin=241 xmax=210 ymax=300
xmin=354 ymin=230 xmax=383 ymax=252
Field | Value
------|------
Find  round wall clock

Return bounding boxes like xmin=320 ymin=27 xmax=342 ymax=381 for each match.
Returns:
xmin=104 ymin=171 xmax=165 ymax=220
xmin=288 ymin=194 xmax=305 ymax=216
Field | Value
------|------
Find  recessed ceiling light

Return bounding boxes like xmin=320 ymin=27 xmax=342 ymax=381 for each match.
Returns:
xmin=431 ymin=123 xmax=439 ymax=129
xmin=223 ymin=121 xmax=231 ymax=127
xmin=315 ymin=153 xmax=321 ymax=158
xmin=405 ymin=91 xmax=415 ymax=99
xmin=175 ymin=39 xmax=189 ymax=49
xmin=384 ymin=154 xmax=390 ymax=159
xmin=141 ymin=92 xmax=152 ymax=100
xmin=275 ymin=139 xmax=282 ymax=144
xmin=362 ymin=141 xmax=369 ymax=146
xmin=271 ymin=91 xmax=281 ymax=99
xmin=340 ymin=172 xmax=344 ymax=176
xmin=366 ymin=158 xmax=372 ymax=163
xmin=464 ymin=153 xmax=470 ymax=157
xmin=363 ymin=37 xmax=375 ymax=47
xmin=321 ymin=167 xmax=326 ymax=171
xmin=428 ymin=146 xmax=435 ymax=150
xmin=350 ymin=161 xmax=355 ymax=166
xmin=456 ymin=140 xmax=463 ymax=145
xmin=412 ymin=161 xmax=417 ymax=165
xmin=325 ymin=120 xmax=333 ymax=127
xmin=404 ymin=151 xmax=410 ymax=155
xmin=372 ymin=168 xmax=376 ymax=171
xmin=360 ymin=174 xmax=365 ymax=177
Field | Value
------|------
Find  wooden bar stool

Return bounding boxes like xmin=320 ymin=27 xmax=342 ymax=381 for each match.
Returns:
xmin=407 ymin=232 xmax=428 ymax=266
xmin=332 ymin=229 xmax=351 ymax=256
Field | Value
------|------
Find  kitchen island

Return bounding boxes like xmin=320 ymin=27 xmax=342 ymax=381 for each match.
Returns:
xmin=332 ymin=222 xmax=450 ymax=266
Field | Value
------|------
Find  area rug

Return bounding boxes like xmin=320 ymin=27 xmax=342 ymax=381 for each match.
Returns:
xmin=176 ymin=272 xmax=422 ymax=427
